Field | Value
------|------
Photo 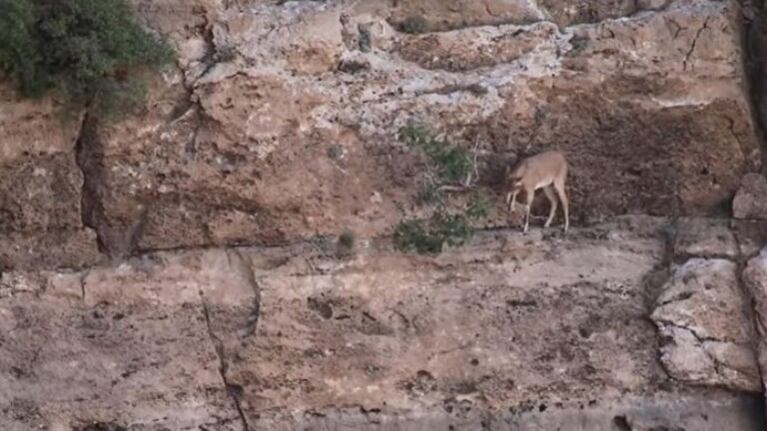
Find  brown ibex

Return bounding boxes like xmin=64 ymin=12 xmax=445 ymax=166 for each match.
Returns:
xmin=504 ymin=151 xmax=569 ymax=233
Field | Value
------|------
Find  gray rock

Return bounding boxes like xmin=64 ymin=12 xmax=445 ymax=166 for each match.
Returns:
xmin=733 ymin=173 xmax=767 ymax=220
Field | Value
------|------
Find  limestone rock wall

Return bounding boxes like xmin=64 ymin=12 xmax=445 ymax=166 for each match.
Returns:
xmin=0 ymin=86 xmax=100 ymax=270
xmin=2 ymin=216 xmax=767 ymax=430
xmin=0 ymin=0 xmax=762 ymax=269
xmin=2 ymin=0 xmax=767 ymax=429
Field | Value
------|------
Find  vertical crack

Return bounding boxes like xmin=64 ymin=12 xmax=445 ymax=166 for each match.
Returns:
xmin=201 ymin=295 xmax=252 ymax=431
xmin=73 ymin=112 xmax=109 ymax=255
xmin=733 ymin=224 xmax=767 ymax=402
xmin=742 ymin=0 xmax=767 ymax=173
xmin=683 ymin=17 xmax=709 ymax=71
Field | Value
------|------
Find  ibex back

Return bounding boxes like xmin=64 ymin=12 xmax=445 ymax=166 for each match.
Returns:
xmin=504 ymin=150 xmax=569 ymax=233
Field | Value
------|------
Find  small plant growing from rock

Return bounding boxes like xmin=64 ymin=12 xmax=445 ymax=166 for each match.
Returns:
xmin=336 ymin=230 xmax=356 ymax=258
xmin=394 ymin=209 xmax=475 ymax=254
xmin=398 ymin=121 xmax=474 ymax=185
xmin=399 ymin=15 xmax=428 ymax=34
xmin=0 ymin=0 xmax=175 ymax=122
xmin=327 ymin=144 xmax=344 ymax=160
xmin=358 ymin=22 xmax=373 ymax=52
xmin=567 ymin=36 xmax=589 ymax=56
xmin=394 ymin=121 xmax=488 ymax=254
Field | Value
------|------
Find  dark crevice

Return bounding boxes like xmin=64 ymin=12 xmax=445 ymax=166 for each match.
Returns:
xmin=73 ymin=113 xmax=109 ymax=255
xmin=200 ymin=296 xmax=252 ymax=431
xmin=75 ymin=112 xmax=148 ymax=260
xmin=683 ymin=17 xmax=709 ymax=71
xmin=743 ymin=0 xmax=767 ymax=174
xmin=733 ymin=220 xmax=767 ymax=397
xmin=739 ymin=1 xmax=767 ymax=422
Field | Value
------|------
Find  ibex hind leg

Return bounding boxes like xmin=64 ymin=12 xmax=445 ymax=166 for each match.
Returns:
xmin=523 ymin=188 xmax=535 ymax=234
xmin=554 ymin=178 xmax=569 ymax=232
xmin=543 ymin=185 xmax=558 ymax=228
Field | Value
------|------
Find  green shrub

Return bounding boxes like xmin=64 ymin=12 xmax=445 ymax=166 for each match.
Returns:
xmin=433 ymin=146 xmax=473 ymax=184
xmin=399 ymin=15 xmax=428 ymax=34
xmin=466 ymin=192 xmax=490 ymax=220
xmin=417 ymin=182 xmax=443 ymax=205
xmin=394 ymin=210 xmax=472 ymax=254
xmin=338 ymin=230 xmax=355 ymax=249
xmin=0 ymin=0 xmax=175 ymax=121
xmin=398 ymin=121 xmax=473 ymax=184
xmin=394 ymin=121 xmax=489 ymax=255
xmin=568 ymin=36 xmax=589 ymax=56
xmin=336 ymin=230 xmax=356 ymax=258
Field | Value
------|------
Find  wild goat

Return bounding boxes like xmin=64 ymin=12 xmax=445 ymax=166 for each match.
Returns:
xmin=504 ymin=150 xmax=569 ymax=233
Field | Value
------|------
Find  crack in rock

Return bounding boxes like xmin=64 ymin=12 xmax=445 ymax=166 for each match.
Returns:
xmin=683 ymin=17 xmax=709 ymax=71
xmin=200 ymin=295 xmax=252 ymax=431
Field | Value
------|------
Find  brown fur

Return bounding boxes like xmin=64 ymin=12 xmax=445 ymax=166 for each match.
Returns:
xmin=504 ymin=151 xmax=569 ymax=233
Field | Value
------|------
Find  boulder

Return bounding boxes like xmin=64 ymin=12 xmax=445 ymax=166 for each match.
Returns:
xmin=651 ymin=258 xmax=760 ymax=392
xmin=733 ymin=173 xmax=767 ymax=220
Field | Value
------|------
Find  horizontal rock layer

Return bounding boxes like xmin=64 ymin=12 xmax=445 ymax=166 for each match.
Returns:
xmin=2 ymin=216 xmax=766 ymax=429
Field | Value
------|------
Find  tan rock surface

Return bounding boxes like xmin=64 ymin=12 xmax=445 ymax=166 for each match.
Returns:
xmin=733 ymin=173 xmax=767 ymax=220
xmin=651 ymin=258 xmax=760 ymax=392
xmin=62 ymin=0 xmax=759 ymax=256
xmin=672 ymin=217 xmax=739 ymax=260
xmin=0 ymin=0 xmax=765 ymax=428
xmin=0 ymin=85 xmax=100 ymax=270
xmin=1 ymin=217 xmax=765 ymax=429
xmin=743 ymin=247 xmax=767 ymax=395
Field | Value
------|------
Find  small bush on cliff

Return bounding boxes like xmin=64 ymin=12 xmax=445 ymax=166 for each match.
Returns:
xmin=336 ymin=230 xmax=356 ymax=258
xmin=394 ymin=210 xmax=473 ymax=254
xmin=399 ymin=15 xmax=428 ymax=34
xmin=0 ymin=0 xmax=174 ymax=120
xmin=394 ymin=122 xmax=488 ymax=254
xmin=398 ymin=121 xmax=473 ymax=184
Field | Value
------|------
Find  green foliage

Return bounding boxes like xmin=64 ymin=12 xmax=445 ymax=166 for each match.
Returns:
xmin=417 ymin=182 xmax=443 ymax=205
xmin=434 ymin=146 xmax=473 ymax=184
xmin=336 ymin=229 xmax=356 ymax=258
xmin=466 ymin=192 xmax=490 ymax=220
xmin=338 ymin=230 xmax=355 ymax=249
xmin=399 ymin=15 xmax=428 ymax=34
xmin=394 ymin=121 xmax=490 ymax=255
xmin=398 ymin=121 xmax=473 ymax=184
xmin=0 ymin=0 xmax=175 ymax=121
xmin=327 ymin=144 xmax=343 ymax=160
xmin=568 ymin=36 xmax=589 ymax=56
xmin=394 ymin=210 xmax=472 ymax=254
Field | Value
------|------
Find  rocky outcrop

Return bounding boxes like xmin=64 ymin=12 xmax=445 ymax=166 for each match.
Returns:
xmin=6 ymin=0 xmax=748 ymax=264
xmin=1 ymin=0 xmax=767 ymax=428
xmin=2 ymin=216 xmax=766 ymax=430
xmin=650 ymin=216 xmax=764 ymax=394
xmin=733 ymin=173 xmax=767 ymax=219
xmin=0 ymin=85 xmax=100 ymax=270
xmin=651 ymin=258 xmax=760 ymax=392
xmin=744 ymin=247 xmax=767 ymax=396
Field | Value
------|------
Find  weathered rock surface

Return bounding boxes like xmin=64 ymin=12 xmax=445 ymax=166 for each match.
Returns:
xmin=672 ymin=217 xmax=740 ymax=260
xmin=0 ymin=250 xmax=254 ymax=431
xmin=0 ymin=85 xmax=100 ymax=270
xmin=744 ymin=247 xmax=767 ymax=396
xmin=651 ymin=258 xmax=760 ymax=392
xmin=0 ymin=0 xmax=765 ymax=428
xmin=733 ymin=173 xmax=767 ymax=219
xmin=1 ymin=217 xmax=764 ymax=429
xmin=38 ymin=0 xmax=756 ymax=259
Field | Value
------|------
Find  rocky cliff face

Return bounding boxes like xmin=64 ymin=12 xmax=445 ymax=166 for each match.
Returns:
xmin=2 ymin=0 xmax=767 ymax=430
xmin=1 ymin=0 xmax=763 ymax=267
